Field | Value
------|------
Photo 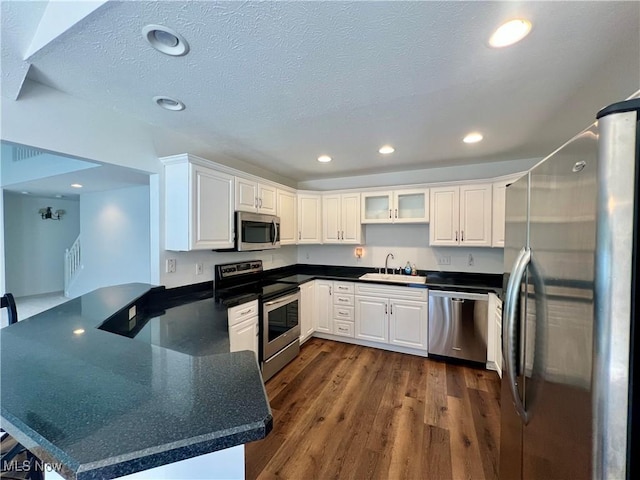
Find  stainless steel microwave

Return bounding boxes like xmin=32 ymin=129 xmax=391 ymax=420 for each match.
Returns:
xmin=236 ymin=211 xmax=280 ymax=251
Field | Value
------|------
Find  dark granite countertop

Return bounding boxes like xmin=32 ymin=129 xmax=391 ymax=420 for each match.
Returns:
xmin=0 ymin=283 xmax=272 ymax=480
xmin=267 ymin=265 xmax=503 ymax=295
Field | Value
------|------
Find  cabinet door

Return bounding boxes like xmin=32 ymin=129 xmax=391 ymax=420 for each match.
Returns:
xmin=429 ymin=186 xmax=460 ymax=246
xmin=277 ymin=190 xmax=297 ymax=245
xmin=193 ymin=166 xmax=234 ymax=249
xmin=258 ymin=183 xmax=277 ymax=215
xmin=492 ymin=181 xmax=507 ymax=247
xmin=341 ymin=193 xmax=361 ymax=243
xmin=393 ymin=189 xmax=429 ymax=223
xmin=361 ymin=191 xmax=393 ymax=224
xmin=389 ymin=299 xmax=428 ymax=350
xmin=315 ymin=280 xmax=333 ymax=334
xmin=322 ymin=194 xmax=341 ymax=243
xmin=355 ymin=296 xmax=388 ymax=343
xmin=298 ymin=194 xmax=322 ymax=244
xmin=229 ymin=316 xmax=259 ymax=360
xmin=300 ymin=281 xmax=316 ymax=342
xmin=235 ymin=177 xmax=258 ymax=212
xmin=460 ymin=183 xmax=492 ymax=247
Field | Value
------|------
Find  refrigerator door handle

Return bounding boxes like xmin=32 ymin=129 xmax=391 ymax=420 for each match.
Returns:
xmin=504 ymin=246 xmax=531 ymax=424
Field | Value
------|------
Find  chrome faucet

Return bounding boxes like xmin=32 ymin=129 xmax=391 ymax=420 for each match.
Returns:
xmin=384 ymin=253 xmax=394 ymax=274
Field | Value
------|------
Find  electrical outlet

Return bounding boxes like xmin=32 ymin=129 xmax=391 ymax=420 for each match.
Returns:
xmin=128 ymin=305 xmax=136 ymax=320
xmin=195 ymin=263 xmax=203 ymax=275
xmin=437 ymin=256 xmax=451 ymax=265
xmin=166 ymin=258 xmax=176 ymax=273
xmin=468 ymin=254 xmax=475 ymax=266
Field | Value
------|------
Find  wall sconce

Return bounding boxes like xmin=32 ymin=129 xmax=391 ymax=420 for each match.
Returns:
xmin=39 ymin=207 xmax=65 ymax=220
xmin=355 ymin=247 xmax=363 ymax=259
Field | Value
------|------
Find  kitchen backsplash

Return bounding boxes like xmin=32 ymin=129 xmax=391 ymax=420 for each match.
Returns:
xmin=296 ymin=224 xmax=504 ymax=274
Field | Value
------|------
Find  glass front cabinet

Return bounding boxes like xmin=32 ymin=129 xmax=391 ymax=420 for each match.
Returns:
xmin=361 ymin=188 xmax=429 ymax=224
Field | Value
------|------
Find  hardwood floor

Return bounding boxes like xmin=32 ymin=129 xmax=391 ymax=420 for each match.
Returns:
xmin=246 ymin=338 xmax=501 ymax=480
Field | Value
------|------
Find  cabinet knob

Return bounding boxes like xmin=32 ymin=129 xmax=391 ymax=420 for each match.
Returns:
xmin=461 ymin=230 xmax=464 ymax=241
xmin=455 ymin=231 xmax=458 ymax=241
xmin=389 ymin=209 xmax=392 ymax=219
xmin=395 ymin=208 xmax=398 ymax=218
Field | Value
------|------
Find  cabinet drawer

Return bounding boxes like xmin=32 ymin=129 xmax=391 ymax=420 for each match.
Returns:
xmin=333 ymin=294 xmax=354 ymax=306
xmin=333 ymin=281 xmax=354 ymax=294
xmin=333 ymin=305 xmax=354 ymax=321
xmin=334 ymin=320 xmax=354 ymax=338
xmin=228 ymin=300 xmax=259 ymax=326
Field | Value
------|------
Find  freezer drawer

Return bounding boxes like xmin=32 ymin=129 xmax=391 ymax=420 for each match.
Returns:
xmin=428 ymin=290 xmax=488 ymax=363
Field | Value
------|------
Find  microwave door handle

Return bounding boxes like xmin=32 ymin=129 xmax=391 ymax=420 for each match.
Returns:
xmin=272 ymin=219 xmax=278 ymax=245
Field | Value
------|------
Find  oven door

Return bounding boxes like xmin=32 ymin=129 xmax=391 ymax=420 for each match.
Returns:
xmin=263 ymin=291 xmax=300 ymax=359
xmin=237 ymin=212 xmax=280 ymax=251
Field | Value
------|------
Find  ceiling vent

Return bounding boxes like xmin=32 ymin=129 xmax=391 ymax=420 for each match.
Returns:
xmin=12 ymin=146 xmax=45 ymax=162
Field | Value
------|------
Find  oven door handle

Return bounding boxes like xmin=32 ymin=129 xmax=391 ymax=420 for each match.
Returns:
xmin=264 ymin=292 xmax=298 ymax=307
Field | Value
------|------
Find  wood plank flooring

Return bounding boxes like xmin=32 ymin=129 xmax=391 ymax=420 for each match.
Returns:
xmin=246 ymin=338 xmax=501 ymax=480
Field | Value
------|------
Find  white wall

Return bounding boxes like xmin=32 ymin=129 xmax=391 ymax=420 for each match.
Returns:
xmin=160 ymin=246 xmax=298 ymax=289
xmin=0 ymin=142 xmax=98 ymax=187
xmin=297 ymin=224 xmax=504 ymax=274
xmin=3 ymin=192 xmax=80 ymax=297
xmin=70 ymin=185 xmax=151 ymax=297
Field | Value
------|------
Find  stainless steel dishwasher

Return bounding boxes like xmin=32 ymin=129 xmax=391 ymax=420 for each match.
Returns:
xmin=428 ymin=290 xmax=488 ymax=363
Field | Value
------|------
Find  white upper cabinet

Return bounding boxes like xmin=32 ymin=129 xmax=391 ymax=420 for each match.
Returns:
xmin=322 ymin=193 xmax=361 ymax=244
xmin=235 ymin=177 xmax=277 ymax=215
xmin=277 ymin=189 xmax=297 ymax=245
xmin=491 ymin=175 xmax=522 ymax=248
xmin=297 ymin=193 xmax=323 ymax=244
xmin=492 ymin=181 xmax=507 ymax=248
xmin=361 ymin=188 xmax=429 ymax=224
xmin=430 ymin=184 xmax=492 ymax=247
xmin=164 ymin=157 xmax=235 ymax=251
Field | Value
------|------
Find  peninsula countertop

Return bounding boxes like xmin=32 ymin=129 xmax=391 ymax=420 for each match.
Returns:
xmin=0 ymin=283 xmax=272 ymax=480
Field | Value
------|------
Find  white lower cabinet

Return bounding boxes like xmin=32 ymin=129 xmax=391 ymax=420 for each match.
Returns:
xmin=354 ymin=283 xmax=428 ymax=352
xmin=354 ymin=296 xmax=388 ymax=342
xmin=389 ymin=299 xmax=428 ymax=350
xmin=299 ymin=281 xmax=316 ymax=343
xmin=487 ymin=293 xmax=503 ymax=377
xmin=315 ymin=280 xmax=333 ymax=334
xmin=228 ymin=300 xmax=259 ymax=360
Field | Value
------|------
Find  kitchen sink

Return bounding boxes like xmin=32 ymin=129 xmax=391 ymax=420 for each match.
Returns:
xmin=359 ymin=273 xmax=427 ymax=284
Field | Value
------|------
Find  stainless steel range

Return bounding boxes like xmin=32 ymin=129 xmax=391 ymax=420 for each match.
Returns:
xmin=214 ymin=260 xmax=300 ymax=381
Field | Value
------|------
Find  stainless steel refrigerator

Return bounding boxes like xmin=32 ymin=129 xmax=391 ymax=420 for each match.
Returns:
xmin=500 ymin=98 xmax=640 ymax=480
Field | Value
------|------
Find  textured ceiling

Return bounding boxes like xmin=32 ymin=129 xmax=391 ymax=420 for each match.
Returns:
xmin=2 ymin=1 xmax=639 ymax=183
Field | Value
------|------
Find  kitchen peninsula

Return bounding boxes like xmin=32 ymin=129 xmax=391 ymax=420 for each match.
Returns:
xmin=0 ymin=283 xmax=272 ymax=480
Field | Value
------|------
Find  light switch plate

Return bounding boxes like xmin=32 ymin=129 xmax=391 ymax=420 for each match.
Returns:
xmin=128 ymin=305 xmax=136 ymax=320
xmin=437 ymin=256 xmax=451 ymax=265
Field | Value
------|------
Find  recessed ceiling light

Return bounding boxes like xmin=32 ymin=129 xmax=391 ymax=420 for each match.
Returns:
xmin=73 ymin=328 xmax=85 ymax=335
xmin=55 ymin=194 xmax=63 ymax=198
xmin=142 ymin=24 xmax=190 ymax=56
xmin=71 ymin=183 xmax=83 ymax=188
xmin=489 ymin=19 xmax=532 ymax=48
xmin=153 ymin=96 xmax=186 ymax=111
xmin=317 ymin=155 xmax=332 ymax=163
xmin=463 ymin=132 xmax=484 ymax=144
xmin=378 ymin=145 xmax=395 ymax=155
xmin=21 ymin=191 xmax=29 ymax=195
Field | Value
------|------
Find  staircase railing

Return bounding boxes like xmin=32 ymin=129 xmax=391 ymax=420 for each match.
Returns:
xmin=64 ymin=236 xmax=81 ymax=297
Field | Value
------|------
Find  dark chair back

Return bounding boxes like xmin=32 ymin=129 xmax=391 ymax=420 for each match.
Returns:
xmin=1 ymin=293 xmax=18 ymax=325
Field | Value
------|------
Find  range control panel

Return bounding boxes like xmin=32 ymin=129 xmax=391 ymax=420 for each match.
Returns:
xmin=216 ymin=260 xmax=263 ymax=280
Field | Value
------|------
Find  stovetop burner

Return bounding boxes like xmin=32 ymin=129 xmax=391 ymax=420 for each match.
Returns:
xmin=214 ymin=260 xmax=299 ymax=304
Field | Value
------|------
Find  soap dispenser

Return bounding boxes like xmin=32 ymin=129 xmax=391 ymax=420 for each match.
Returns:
xmin=404 ymin=261 xmax=412 ymax=275
xmin=411 ymin=264 xmax=417 ymax=276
